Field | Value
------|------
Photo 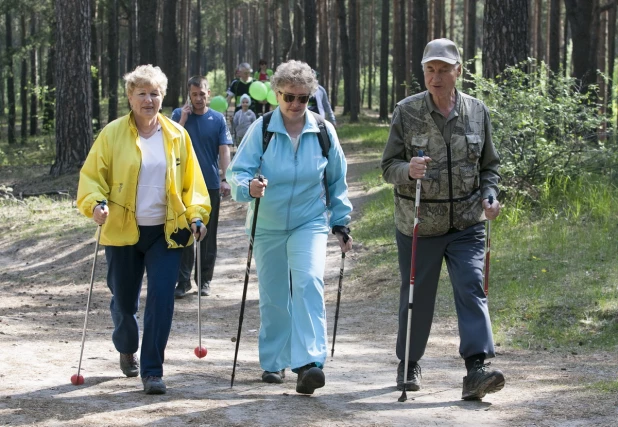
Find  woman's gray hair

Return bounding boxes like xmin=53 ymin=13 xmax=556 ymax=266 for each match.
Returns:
xmin=271 ymin=60 xmax=318 ymax=96
xmin=124 ymin=64 xmax=168 ymax=97
xmin=238 ymin=62 xmax=252 ymax=73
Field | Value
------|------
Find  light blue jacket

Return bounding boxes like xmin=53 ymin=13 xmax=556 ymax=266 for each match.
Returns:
xmin=227 ymin=108 xmax=352 ymax=233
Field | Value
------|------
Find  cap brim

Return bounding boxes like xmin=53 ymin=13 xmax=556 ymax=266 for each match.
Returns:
xmin=421 ymin=56 xmax=458 ymax=65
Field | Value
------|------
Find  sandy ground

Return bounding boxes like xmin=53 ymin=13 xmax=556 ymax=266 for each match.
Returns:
xmin=0 ymin=148 xmax=617 ymax=426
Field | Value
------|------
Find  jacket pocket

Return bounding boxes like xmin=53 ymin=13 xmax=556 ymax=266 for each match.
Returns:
xmin=465 ymin=134 xmax=482 ymax=161
xmin=410 ymin=136 xmax=429 ymax=157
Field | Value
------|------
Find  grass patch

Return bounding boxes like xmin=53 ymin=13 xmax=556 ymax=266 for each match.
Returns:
xmin=590 ymin=380 xmax=618 ymax=393
xmin=354 ymin=169 xmax=618 ymax=353
xmin=336 ymin=121 xmax=390 ymax=149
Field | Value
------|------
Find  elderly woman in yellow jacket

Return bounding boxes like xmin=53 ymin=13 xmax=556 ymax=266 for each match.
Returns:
xmin=77 ymin=64 xmax=210 ymax=395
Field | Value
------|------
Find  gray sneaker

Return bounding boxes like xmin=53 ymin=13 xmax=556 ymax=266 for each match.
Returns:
xmin=262 ymin=369 xmax=286 ymax=384
xmin=174 ymin=281 xmax=191 ymax=299
xmin=142 ymin=376 xmax=167 ymax=395
xmin=200 ymin=281 xmax=211 ymax=296
xmin=119 ymin=353 xmax=139 ymax=377
xmin=296 ymin=364 xmax=325 ymax=395
xmin=396 ymin=361 xmax=421 ymax=391
xmin=462 ymin=361 xmax=505 ymax=400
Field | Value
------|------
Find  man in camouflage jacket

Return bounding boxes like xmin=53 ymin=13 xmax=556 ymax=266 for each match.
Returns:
xmin=381 ymin=38 xmax=505 ymax=401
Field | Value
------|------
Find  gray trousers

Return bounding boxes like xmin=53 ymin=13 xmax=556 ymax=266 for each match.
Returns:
xmin=396 ymin=223 xmax=495 ymax=362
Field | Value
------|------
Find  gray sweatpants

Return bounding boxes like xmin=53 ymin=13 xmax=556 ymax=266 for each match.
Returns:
xmin=396 ymin=223 xmax=495 ymax=363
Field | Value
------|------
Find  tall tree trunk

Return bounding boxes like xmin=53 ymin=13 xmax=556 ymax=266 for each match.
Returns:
xmin=598 ymin=7 xmax=607 ymax=139
xmin=412 ymin=0 xmax=428 ymax=92
xmin=108 ymin=0 xmax=119 ymax=121
xmin=271 ymin=1 xmax=278 ymax=66
xmin=329 ymin=0 xmax=339 ymax=107
xmin=305 ymin=0 xmax=317 ymax=68
xmin=535 ymin=0 xmax=544 ymax=61
xmin=318 ymin=0 xmax=330 ymax=91
xmin=393 ymin=0 xmax=406 ymax=102
xmin=449 ymin=0 xmax=455 ymax=40
xmin=292 ymin=0 xmax=304 ymax=60
xmin=337 ymin=0 xmax=351 ymax=114
xmin=196 ymin=0 xmax=202 ymax=74
xmin=379 ymin=0 xmax=389 ymax=119
xmin=51 ymin=0 xmax=92 ymax=177
xmin=128 ymin=0 xmax=138 ymax=69
xmin=280 ymin=0 xmax=292 ymax=62
xmin=564 ymin=0 xmax=600 ymax=92
xmin=463 ymin=0 xmax=477 ymax=91
xmin=5 ymin=11 xmax=16 ymax=144
xmin=547 ymin=0 xmax=561 ymax=73
xmin=349 ymin=0 xmax=359 ymax=121
xmin=162 ymin=0 xmax=179 ymax=108
xmin=138 ymin=0 xmax=157 ymax=65
xmin=30 ymin=12 xmax=38 ymax=136
xmin=482 ymin=0 xmax=529 ymax=79
xmin=607 ymin=4 xmax=615 ymax=120
xmin=367 ymin=0 xmax=375 ymax=110
xmin=20 ymin=14 xmax=28 ymax=142
xmin=43 ymin=28 xmax=55 ymax=133
xmin=90 ymin=0 xmax=101 ymax=132
xmin=433 ymin=0 xmax=444 ymax=38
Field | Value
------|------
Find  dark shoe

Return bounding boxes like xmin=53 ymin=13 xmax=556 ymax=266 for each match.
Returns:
xmin=119 ymin=353 xmax=139 ymax=377
xmin=262 ymin=369 xmax=286 ymax=384
xmin=396 ymin=361 xmax=421 ymax=391
xmin=174 ymin=281 xmax=191 ymax=299
xmin=200 ymin=281 xmax=211 ymax=296
xmin=462 ymin=361 xmax=505 ymax=400
xmin=296 ymin=363 xmax=325 ymax=395
xmin=142 ymin=376 xmax=167 ymax=395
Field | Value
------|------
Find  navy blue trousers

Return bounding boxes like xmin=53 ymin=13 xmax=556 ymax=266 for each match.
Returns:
xmin=105 ymin=225 xmax=182 ymax=377
xmin=396 ymin=223 xmax=495 ymax=363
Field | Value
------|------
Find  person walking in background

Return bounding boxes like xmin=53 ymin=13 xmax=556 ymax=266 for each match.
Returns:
xmin=232 ymin=94 xmax=256 ymax=147
xmin=254 ymin=59 xmax=274 ymax=116
xmin=227 ymin=62 xmax=258 ymax=114
xmin=172 ymin=76 xmax=233 ymax=298
xmin=77 ymin=65 xmax=210 ymax=395
xmin=307 ymin=70 xmax=336 ymax=126
xmin=381 ymin=38 xmax=505 ymax=400
xmin=227 ymin=60 xmax=353 ymax=395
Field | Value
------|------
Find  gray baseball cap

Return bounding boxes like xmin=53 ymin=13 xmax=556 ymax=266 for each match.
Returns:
xmin=421 ymin=38 xmax=461 ymax=65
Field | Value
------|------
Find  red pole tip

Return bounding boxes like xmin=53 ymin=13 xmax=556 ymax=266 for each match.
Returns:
xmin=194 ymin=346 xmax=208 ymax=358
xmin=71 ymin=374 xmax=84 ymax=385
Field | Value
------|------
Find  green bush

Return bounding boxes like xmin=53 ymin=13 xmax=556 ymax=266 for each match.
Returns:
xmin=467 ymin=60 xmax=611 ymax=199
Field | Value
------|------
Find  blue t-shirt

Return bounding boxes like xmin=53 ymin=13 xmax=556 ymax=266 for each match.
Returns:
xmin=171 ymin=108 xmax=233 ymax=189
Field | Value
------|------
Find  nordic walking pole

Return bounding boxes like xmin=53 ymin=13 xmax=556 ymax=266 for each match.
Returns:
xmin=194 ymin=220 xmax=207 ymax=358
xmin=483 ymin=195 xmax=494 ymax=297
xmin=71 ymin=200 xmax=106 ymax=386
xmin=231 ymin=175 xmax=264 ymax=387
xmin=331 ymin=234 xmax=350 ymax=357
xmin=399 ymin=150 xmax=424 ymax=403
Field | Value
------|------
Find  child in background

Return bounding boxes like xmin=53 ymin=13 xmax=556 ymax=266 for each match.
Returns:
xmin=232 ymin=94 xmax=256 ymax=147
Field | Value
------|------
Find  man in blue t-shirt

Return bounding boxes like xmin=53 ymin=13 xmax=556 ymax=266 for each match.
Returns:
xmin=171 ymin=76 xmax=233 ymax=298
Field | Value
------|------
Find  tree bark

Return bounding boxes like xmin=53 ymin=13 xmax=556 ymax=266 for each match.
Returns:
xmin=547 ymin=0 xmax=561 ymax=73
xmin=393 ymin=0 xmax=406 ymax=101
xmin=108 ymin=0 xmax=119 ymax=122
xmin=367 ymin=0 xmax=375 ymax=110
xmin=564 ymin=0 xmax=600 ymax=92
xmin=137 ymin=0 xmax=157 ymax=65
xmin=305 ymin=0 xmax=317 ymax=68
xmin=162 ymin=0 xmax=179 ymax=108
xmin=482 ymin=0 xmax=529 ymax=79
xmin=337 ymin=0 xmax=351 ymax=114
xmin=90 ymin=0 xmax=100 ymax=132
xmin=20 ymin=14 xmax=28 ymax=142
xmin=329 ymin=0 xmax=339 ymax=107
xmin=51 ymin=0 xmax=92 ymax=177
xmin=463 ymin=0 xmax=476 ymax=91
xmin=30 ymin=12 xmax=38 ymax=136
xmin=412 ymin=0 xmax=428 ymax=92
xmin=379 ymin=0 xmax=389 ymax=119
xmin=349 ymin=0 xmax=359 ymax=121
xmin=6 ymin=11 xmax=16 ymax=144
xmin=318 ymin=0 xmax=330 ymax=91
xmin=280 ymin=0 xmax=292 ymax=62
xmin=433 ymin=0 xmax=444 ymax=38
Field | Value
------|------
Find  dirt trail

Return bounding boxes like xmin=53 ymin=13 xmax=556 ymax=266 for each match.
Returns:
xmin=0 ymin=147 xmax=617 ymax=426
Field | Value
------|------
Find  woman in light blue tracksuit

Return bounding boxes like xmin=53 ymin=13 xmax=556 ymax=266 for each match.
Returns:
xmin=227 ymin=60 xmax=353 ymax=395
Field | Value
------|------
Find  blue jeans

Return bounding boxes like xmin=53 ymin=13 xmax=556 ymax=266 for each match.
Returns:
xmin=105 ymin=225 xmax=183 ymax=377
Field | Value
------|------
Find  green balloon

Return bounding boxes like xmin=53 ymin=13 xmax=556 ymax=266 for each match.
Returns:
xmin=249 ymin=81 xmax=268 ymax=101
xmin=264 ymin=81 xmax=271 ymax=90
xmin=210 ymin=95 xmax=227 ymax=113
xmin=266 ymin=89 xmax=278 ymax=106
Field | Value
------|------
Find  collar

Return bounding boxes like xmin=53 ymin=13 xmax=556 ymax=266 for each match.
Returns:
xmin=266 ymin=108 xmax=320 ymax=137
xmin=424 ymin=89 xmax=460 ymax=121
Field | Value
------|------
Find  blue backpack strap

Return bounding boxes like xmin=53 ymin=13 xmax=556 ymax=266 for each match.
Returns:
xmin=309 ymin=111 xmax=332 ymax=206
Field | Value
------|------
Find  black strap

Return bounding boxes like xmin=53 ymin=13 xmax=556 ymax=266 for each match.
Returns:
xmin=261 ymin=111 xmax=331 ymax=206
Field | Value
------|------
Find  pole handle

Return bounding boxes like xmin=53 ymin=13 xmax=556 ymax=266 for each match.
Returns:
xmin=488 ymin=195 xmax=494 ymax=205
xmin=418 ymin=149 xmax=424 ymax=158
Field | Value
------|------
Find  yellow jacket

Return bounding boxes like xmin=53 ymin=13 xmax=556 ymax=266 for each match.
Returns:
xmin=77 ymin=112 xmax=211 ymax=248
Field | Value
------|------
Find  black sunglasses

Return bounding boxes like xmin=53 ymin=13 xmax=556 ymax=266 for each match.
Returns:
xmin=278 ymin=91 xmax=310 ymax=104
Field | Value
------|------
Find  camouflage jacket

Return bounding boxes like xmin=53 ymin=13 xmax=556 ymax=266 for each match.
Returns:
xmin=381 ymin=90 xmax=500 ymax=237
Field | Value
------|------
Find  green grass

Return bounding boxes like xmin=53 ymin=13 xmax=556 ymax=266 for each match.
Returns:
xmin=354 ymin=169 xmax=618 ymax=353
xmin=336 ymin=121 xmax=390 ymax=149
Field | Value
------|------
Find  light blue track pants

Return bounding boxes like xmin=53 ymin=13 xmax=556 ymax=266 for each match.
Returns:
xmin=253 ymin=220 xmax=329 ymax=373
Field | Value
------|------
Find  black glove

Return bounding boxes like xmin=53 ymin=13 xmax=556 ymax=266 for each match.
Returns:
xmin=332 ymin=225 xmax=351 ymax=244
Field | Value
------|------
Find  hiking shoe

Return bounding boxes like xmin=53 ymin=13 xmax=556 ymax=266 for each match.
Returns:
xmin=262 ymin=369 xmax=286 ymax=384
xmin=119 ymin=353 xmax=139 ymax=377
xmin=296 ymin=363 xmax=325 ymax=395
xmin=142 ymin=376 xmax=167 ymax=395
xmin=174 ymin=281 xmax=191 ymax=299
xmin=462 ymin=361 xmax=505 ymax=400
xmin=200 ymin=281 xmax=211 ymax=296
xmin=396 ymin=361 xmax=421 ymax=391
